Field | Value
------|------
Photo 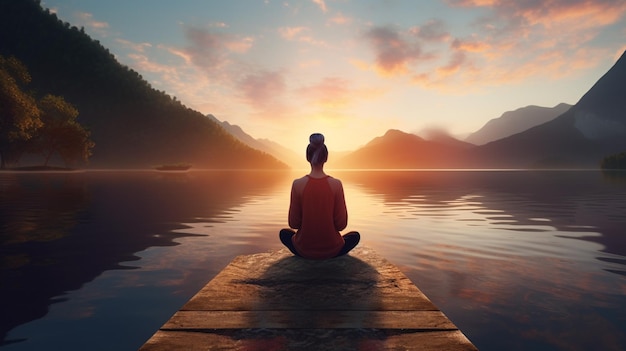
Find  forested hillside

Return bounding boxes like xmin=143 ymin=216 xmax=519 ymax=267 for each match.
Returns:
xmin=0 ymin=0 xmax=286 ymax=168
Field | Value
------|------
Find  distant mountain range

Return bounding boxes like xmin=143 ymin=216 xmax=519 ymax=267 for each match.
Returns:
xmin=473 ymin=50 xmax=626 ymax=168
xmin=465 ymin=103 xmax=572 ymax=145
xmin=206 ymin=114 xmax=306 ymax=168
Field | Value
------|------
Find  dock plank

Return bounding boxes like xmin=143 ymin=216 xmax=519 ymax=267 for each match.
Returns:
xmin=139 ymin=247 xmax=478 ymax=350
xmin=162 ymin=310 xmax=456 ymax=330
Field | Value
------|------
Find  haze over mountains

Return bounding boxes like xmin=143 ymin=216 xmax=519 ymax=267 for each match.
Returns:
xmin=207 ymin=114 xmax=305 ymax=169
xmin=472 ymin=50 xmax=626 ymax=169
xmin=465 ymin=103 xmax=573 ymax=146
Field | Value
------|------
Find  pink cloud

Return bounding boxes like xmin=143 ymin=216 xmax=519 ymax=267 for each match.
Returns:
xmin=278 ymin=26 xmax=327 ymax=46
xmin=451 ymin=37 xmax=491 ymax=53
xmin=115 ymin=39 xmax=152 ymax=53
xmin=297 ymin=77 xmax=386 ymax=113
xmin=436 ymin=50 xmax=468 ymax=76
xmin=73 ymin=11 xmax=109 ymax=37
xmin=448 ymin=0 xmax=626 ymax=35
xmin=75 ymin=11 xmax=109 ymax=29
xmin=410 ymin=19 xmax=450 ymax=42
xmin=298 ymin=77 xmax=351 ymax=108
xmin=363 ymin=26 xmax=424 ymax=75
xmin=236 ymin=70 xmax=286 ymax=109
xmin=397 ymin=0 xmax=626 ymax=91
xmin=329 ymin=13 xmax=352 ymax=25
xmin=278 ymin=26 xmax=309 ymax=40
xmin=312 ymin=0 xmax=328 ymax=13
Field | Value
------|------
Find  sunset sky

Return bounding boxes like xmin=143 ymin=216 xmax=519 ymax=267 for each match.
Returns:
xmin=42 ymin=0 xmax=626 ymax=152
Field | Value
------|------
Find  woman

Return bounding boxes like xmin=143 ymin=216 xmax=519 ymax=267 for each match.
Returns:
xmin=279 ymin=133 xmax=360 ymax=259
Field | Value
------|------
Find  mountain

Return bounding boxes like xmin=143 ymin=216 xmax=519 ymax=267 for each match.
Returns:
xmin=474 ymin=50 xmax=626 ymax=168
xmin=206 ymin=115 xmax=304 ymax=168
xmin=341 ymin=50 xmax=626 ymax=169
xmin=465 ymin=103 xmax=572 ymax=145
xmin=0 ymin=0 xmax=286 ymax=169
xmin=337 ymin=129 xmax=472 ymax=169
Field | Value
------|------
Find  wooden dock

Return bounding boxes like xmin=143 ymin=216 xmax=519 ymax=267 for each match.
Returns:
xmin=139 ymin=247 xmax=478 ymax=350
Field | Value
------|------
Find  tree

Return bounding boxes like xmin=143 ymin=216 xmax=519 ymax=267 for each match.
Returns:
xmin=601 ymin=152 xmax=626 ymax=170
xmin=0 ymin=55 xmax=42 ymax=168
xmin=35 ymin=94 xmax=94 ymax=167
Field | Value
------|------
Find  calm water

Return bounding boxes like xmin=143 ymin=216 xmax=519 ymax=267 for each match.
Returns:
xmin=1 ymin=169 xmax=625 ymax=350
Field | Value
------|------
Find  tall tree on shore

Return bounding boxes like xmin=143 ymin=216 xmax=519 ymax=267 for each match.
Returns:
xmin=0 ymin=55 xmax=42 ymax=168
xmin=35 ymin=94 xmax=94 ymax=167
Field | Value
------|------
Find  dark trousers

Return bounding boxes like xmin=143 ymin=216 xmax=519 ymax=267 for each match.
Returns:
xmin=279 ymin=229 xmax=360 ymax=258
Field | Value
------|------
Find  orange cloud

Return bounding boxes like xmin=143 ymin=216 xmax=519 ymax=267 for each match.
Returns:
xmin=378 ymin=0 xmax=626 ymax=93
xmin=297 ymin=76 xmax=387 ymax=113
xmin=278 ymin=26 xmax=309 ymax=40
xmin=445 ymin=0 xmax=498 ymax=6
xmin=451 ymin=37 xmax=491 ymax=53
xmin=75 ymin=11 xmax=109 ymax=29
xmin=298 ymin=77 xmax=351 ymax=108
xmin=409 ymin=19 xmax=450 ymax=42
xmin=115 ymin=39 xmax=152 ymax=53
xmin=278 ymin=26 xmax=327 ymax=47
xmin=73 ymin=11 xmax=109 ymax=37
xmin=518 ymin=1 xmax=626 ymax=30
xmin=329 ymin=13 xmax=352 ymax=25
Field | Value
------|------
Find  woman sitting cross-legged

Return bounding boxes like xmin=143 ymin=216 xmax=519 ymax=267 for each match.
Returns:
xmin=279 ymin=133 xmax=360 ymax=260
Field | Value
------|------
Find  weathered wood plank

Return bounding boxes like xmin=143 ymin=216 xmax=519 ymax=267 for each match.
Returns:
xmin=163 ymin=310 xmax=457 ymax=330
xmin=141 ymin=330 xmax=477 ymax=351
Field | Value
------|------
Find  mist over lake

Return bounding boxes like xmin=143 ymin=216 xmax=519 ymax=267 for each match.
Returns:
xmin=1 ymin=169 xmax=625 ymax=350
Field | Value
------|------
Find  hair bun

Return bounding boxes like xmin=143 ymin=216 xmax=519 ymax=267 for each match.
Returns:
xmin=309 ymin=133 xmax=325 ymax=146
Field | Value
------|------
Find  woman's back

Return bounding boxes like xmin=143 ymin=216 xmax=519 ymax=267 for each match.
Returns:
xmin=289 ymin=175 xmax=347 ymax=258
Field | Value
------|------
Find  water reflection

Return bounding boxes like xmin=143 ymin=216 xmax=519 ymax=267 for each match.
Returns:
xmin=0 ymin=170 xmax=290 ymax=346
xmin=335 ymin=170 xmax=626 ymax=351
xmin=337 ymin=170 xmax=626 ymax=257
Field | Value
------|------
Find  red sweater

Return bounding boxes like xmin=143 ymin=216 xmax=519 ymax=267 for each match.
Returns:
xmin=288 ymin=175 xmax=348 ymax=259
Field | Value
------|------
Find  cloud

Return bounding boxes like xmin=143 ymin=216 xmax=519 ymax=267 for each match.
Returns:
xmin=74 ymin=11 xmax=109 ymax=36
xmin=298 ymin=77 xmax=351 ymax=108
xmin=236 ymin=70 xmax=287 ymax=109
xmin=410 ymin=19 xmax=450 ymax=42
xmin=182 ymin=26 xmax=253 ymax=72
xmin=365 ymin=0 xmax=626 ymax=92
xmin=297 ymin=76 xmax=386 ymax=113
xmin=312 ymin=0 xmax=328 ymax=13
xmin=448 ymin=0 xmax=626 ymax=40
xmin=278 ymin=26 xmax=327 ymax=46
xmin=363 ymin=26 xmax=425 ymax=75
xmin=115 ymin=39 xmax=152 ymax=53
xmin=278 ymin=26 xmax=309 ymax=40
xmin=329 ymin=13 xmax=352 ymax=25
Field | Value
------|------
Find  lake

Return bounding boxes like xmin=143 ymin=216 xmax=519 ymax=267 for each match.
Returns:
xmin=1 ymin=169 xmax=625 ymax=350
